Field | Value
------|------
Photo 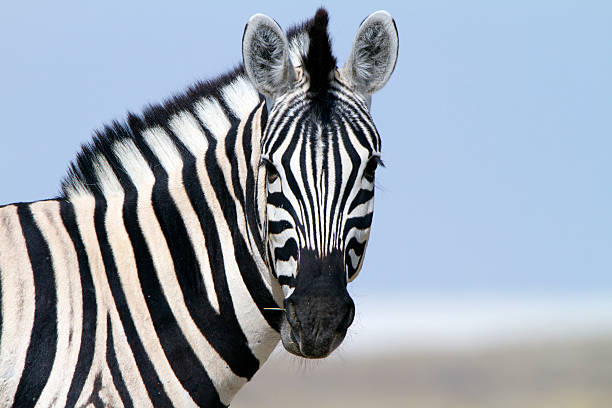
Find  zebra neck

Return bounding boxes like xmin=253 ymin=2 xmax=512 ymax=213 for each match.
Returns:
xmin=60 ymin=86 xmax=282 ymax=403
xmin=59 ymin=70 xmax=284 ymax=394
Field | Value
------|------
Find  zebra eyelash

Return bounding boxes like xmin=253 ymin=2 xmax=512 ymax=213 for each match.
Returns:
xmin=374 ymin=157 xmax=385 ymax=168
xmin=260 ymin=158 xmax=278 ymax=173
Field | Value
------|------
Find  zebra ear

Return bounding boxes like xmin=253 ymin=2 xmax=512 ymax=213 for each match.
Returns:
xmin=341 ymin=10 xmax=399 ymax=96
xmin=242 ymin=14 xmax=296 ymax=98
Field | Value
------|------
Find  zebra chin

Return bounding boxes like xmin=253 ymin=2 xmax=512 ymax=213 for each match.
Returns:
xmin=277 ymin=250 xmax=355 ymax=358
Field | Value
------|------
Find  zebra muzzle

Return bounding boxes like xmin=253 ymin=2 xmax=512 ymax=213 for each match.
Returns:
xmin=280 ymin=286 xmax=355 ymax=358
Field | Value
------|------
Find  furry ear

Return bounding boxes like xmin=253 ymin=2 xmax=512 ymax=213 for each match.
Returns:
xmin=242 ymin=14 xmax=296 ymax=98
xmin=341 ymin=10 xmax=399 ymax=96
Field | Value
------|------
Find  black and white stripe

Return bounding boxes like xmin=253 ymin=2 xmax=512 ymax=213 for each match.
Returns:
xmin=0 ymin=8 xmax=398 ymax=407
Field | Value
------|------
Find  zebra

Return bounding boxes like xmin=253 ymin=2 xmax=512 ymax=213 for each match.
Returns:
xmin=0 ymin=8 xmax=398 ymax=408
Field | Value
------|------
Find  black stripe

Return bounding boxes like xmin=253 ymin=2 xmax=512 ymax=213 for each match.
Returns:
xmin=120 ymin=166 xmax=222 ymax=406
xmin=274 ymin=238 xmax=299 ymax=262
xmin=344 ymin=111 xmax=375 ymax=155
xmin=279 ymin=115 xmax=309 ymax=240
xmin=347 ymin=188 xmax=374 ymax=214
xmin=332 ymin=86 xmax=381 ymax=151
xmin=231 ymin=105 xmax=266 ymax=255
xmin=300 ymin=122 xmax=317 ymax=244
xmin=202 ymin=124 xmax=283 ymax=331
xmin=267 ymin=105 xmax=305 ymax=156
xmin=13 ymin=204 xmax=57 ymax=407
xmin=61 ymin=201 xmax=98 ymax=408
xmin=106 ymin=314 xmax=134 ymax=408
xmin=328 ymin=117 xmax=343 ymax=247
xmin=267 ymin=192 xmax=300 ymax=224
xmin=345 ymin=235 xmax=368 ymax=278
xmin=243 ymin=102 xmax=267 ymax=253
xmin=343 ymin=213 xmax=374 ymax=238
xmin=334 ymin=117 xmax=362 ymax=243
xmin=156 ymin=123 xmax=261 ymax=380
xmin=88 ymin=374 xmax=106 ymax=408
xmin=94 ymin=198 xmax=174 ymax=406
xmin=321 ymin=126 xmax=332 ymax=250
xmin=268 ymin=220 xmax=293 ymax=235
xmin=277 ymin=275 xmax=297 ymax=287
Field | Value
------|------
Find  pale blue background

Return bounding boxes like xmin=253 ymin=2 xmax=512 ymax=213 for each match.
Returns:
xmin=1 ymin=1 xmax=610 ymax=296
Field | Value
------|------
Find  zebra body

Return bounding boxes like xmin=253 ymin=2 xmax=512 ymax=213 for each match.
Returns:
xmin=0 ymin=8 xmax=398 ymax=407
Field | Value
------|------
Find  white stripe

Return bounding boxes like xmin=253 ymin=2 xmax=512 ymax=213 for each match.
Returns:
xmin=221 ymin=75 xmax=260 ymax=119
xmin=269 ymin=227 xmax=295 ymax=249
xmin=266 ymin=203 xmax=294 ymax=224
xmin=330 ymin=120 xmax=353 ymax=247
xmin=194 ymin=97 xmax=231 ymax=141
xmin=302 ymin=126 xmax=316 ymax=251
xmin=30 ymin=201 xmax=83 ymax=408
xmin=94 ymin=154 xmax=123 ymax=196
xmin=143 ymin=127 xmax=220 ymax=313
xmin=64 ymin=177 xmax=93 ymax=198
xmin=324 ymin=129 xmax=336 ymax=253
xmin=251 ymin=105 xmax=270 ymax=249
xmin=347 ymin=199 xmax=374 ymax=218
xmin=348 ymin=248 xmax=360 ymax=268
xmin=267 ymin=178 xmax=282 ymax=194
xmin=282 ymin=286 xmax=295 ymax=298
xmin=275 ymin=258 xmax=297 ymax=278
xmin=0 ymin=205 xmax=36 ymax=406
xmin=288 ymin=32 xmax=309 ymax=67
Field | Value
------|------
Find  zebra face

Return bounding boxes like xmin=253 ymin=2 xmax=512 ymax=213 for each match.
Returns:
xmin=261 ymin=88 xmax=381 ymax=290
xmin=261 ymin=92 xmax=380 ymax=357
xmin=244 ymin=9 xmax=398 ymax=358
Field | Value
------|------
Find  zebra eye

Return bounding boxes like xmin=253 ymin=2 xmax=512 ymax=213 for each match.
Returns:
xmin=264 ymin=160 xmax=279 ymax=184
xmin=363 ymin=157 xmax=380 ymax=181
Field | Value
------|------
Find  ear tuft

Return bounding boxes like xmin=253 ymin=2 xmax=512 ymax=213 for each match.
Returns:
xmin=303 ymin=8 xmax=337 ymax=94
xmin=341 ymin=10 xmax=399 ymax=96
xmin=242 ymin=14 xmax=295 ymax=97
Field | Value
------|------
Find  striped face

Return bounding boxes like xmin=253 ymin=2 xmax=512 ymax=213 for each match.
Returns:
xmin=261 ymin=76 xmax=382 ymax=358
xmin=262 ymin=75 xmax=381 ymax=297
xmin=243 ymin=9 xmax=398 ymax=358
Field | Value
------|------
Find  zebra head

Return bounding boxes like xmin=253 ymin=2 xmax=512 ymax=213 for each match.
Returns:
xmin=243 ymin=9 xmax=398 ymax=358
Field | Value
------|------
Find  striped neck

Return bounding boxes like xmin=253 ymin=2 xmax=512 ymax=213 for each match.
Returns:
xmin=58 ymin=69 xmax=284 ymax=403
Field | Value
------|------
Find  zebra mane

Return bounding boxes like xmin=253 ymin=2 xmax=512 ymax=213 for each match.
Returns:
xmin=59 ymin=66 xmax=259 ymax=198
xmin=286 ymin=8 xmax=337 ymax=94
xmin=60 ymin=10 xmax=329 ymax=199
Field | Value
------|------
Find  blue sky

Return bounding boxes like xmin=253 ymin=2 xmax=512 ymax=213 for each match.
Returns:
xmin=0 ymin=1 xmax=610 ymax=296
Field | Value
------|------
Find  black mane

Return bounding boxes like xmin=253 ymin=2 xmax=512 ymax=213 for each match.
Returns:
xmin=60 ymin=66 xmax=246 ymax=198
xmin=303 ymin=8 xmax=337 ymax=94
